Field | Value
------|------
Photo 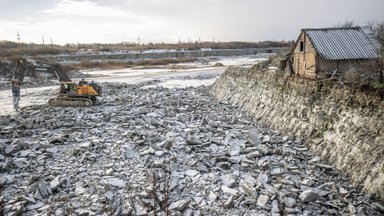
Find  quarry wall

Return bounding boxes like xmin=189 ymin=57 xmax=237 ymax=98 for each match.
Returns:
xmin=210 ymin=67 xmax=384 ymax=200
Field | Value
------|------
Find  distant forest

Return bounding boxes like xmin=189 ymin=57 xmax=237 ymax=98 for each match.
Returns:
xmin=0 ymin=40 xmax=293 ymax=57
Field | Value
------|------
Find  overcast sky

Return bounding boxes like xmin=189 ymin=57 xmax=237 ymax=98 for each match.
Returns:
xmin=0 ymin=0 xmax=383 ymax=45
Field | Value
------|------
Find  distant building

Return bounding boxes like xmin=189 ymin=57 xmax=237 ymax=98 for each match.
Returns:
xmin=281 ymin=27 xmax=381 ymax=79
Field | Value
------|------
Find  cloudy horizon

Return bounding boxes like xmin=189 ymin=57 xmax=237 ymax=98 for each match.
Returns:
xmin=1 ymin=0 xmax=384 ymax=45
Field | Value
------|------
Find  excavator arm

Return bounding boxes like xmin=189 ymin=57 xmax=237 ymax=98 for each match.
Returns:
xmin=12 ymin=58 xmax=72 ymax=83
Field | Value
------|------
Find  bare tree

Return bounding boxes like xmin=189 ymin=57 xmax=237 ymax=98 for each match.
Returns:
xmin=371 ymin=22 xmax=384 ymax=83
xmin=334 ymin=20 xmax=356 ymax=28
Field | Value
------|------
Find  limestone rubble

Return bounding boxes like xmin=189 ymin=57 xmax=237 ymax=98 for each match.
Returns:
xmin=0 ymin=82 xmax=382 ymax=215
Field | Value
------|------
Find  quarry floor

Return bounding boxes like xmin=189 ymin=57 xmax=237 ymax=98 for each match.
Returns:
xmin=1 ymin=56 xmax=383 ymax=215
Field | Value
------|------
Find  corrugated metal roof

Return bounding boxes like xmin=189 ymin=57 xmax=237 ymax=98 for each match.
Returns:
xmin=303 ymin=27 xmax=380 ymax=60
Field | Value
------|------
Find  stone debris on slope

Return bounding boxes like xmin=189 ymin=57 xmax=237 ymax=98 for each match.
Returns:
xmin=0 ymin=82 xmax=383 ymax=216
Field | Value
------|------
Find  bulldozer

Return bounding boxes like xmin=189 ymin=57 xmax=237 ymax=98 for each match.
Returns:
xmin=11 ymin=58 xmax=102 ymax=107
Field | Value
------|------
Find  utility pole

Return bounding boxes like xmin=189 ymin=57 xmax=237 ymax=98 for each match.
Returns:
xmin=17 ymin=32 xmax=21 ymax=43
xmin=42 ymin=37 xmax=45 ymax=45
xmin=50 ymin=38 xmax=53 ymax=46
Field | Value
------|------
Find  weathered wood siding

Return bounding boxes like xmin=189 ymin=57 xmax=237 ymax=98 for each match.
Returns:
xmin=292 ymin=32 xmax=317 ymax=78
xmin=316 ymin=59 xmax=378 ymax=78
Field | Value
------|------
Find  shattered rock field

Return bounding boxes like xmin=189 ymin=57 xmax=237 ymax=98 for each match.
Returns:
xmin=0 ymin=82 xmax=383 ymax=215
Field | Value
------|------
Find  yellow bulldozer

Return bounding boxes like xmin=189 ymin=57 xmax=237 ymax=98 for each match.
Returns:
xmin=12 ymin=58 xmax=102 ymax=106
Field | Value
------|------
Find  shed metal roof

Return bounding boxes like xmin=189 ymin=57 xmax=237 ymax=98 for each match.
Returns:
xmin=302 ymin=27 xmax=380 ymax=60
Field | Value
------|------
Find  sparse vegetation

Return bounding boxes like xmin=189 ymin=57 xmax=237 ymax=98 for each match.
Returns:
xmin=251 ymin=49 xmax=290 ymax=71
xmin=62 ymin=58 xmax=198 ymax=71
xmin=0 ymin=40 xmax=293 ymax=57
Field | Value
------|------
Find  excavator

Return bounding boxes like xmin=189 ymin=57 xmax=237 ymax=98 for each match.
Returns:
xmin=12 ymin=58 xmax=102 ymax=106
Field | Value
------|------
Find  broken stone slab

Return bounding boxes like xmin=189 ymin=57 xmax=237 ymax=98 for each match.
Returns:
xmin=207 ymin=191 xmax=218 ymax=204
xmin=247 ymin=128 xmax=262 ymax=148
xmin=79 ymin=142 xmax=92 ymax=148
xmin=302 ymin=178 xmax=315 ymax=187
xmin=75 ymin=186 xmax=86 ymax=195
xmin=22 ymin=196 xmax=36 ymax=204
xmin=140 ymin=147 xmax=155 ymax=156
xmin=338 ymin=186 xmax=348 ymax=196
xmin=107 ymin=178 xmax=126 ymax=187
xmin=223 ymin=195 xmax=235 ymax=208
xmin=315 ymin=163 xmax=333 ymax=170
xmin=5 ymin=145 xmax=17 ymax=156
xmin=228 ymin=140 xmax=244 ymax=156
xmin=299 ymin=188 xmax=324 ymax=202
xmin=221 ymin=185 xmax=240 ymax=196
xmin=156 ymin=139 xmax=174 ymax=150
xmin=373 ymin=202 xmax=384 ymax=213
xmin=76 ymin=209 xmax=96 ymax=216
xmin=184 ymin=170 xmax=199 ymax=177
xmin=26 ymin=202 xmax=45 ymax=211
xmin=45 ymin=147 xmax=59 ymax=154
xmin=284 ymin=197 xmax=297 ymax=208
xmin=37 ymin=181 xmax=52 ymax=199
xmin=168 ymin=199 xmax=190 ymax=211
xmin=257 ymin=194 xmax=270 ymax=208
xmin=221 ymin=174 xmax=236 ymax=188
xmin=104 ymin=191 xmax=113 ymax=200
xmin=240 ymin=180 xmax=257 ymax=199
xmin=271 ymin=168 xmax=285 ymax=175
xmin=271 ymin=200 xmax=280 ymax=215
xmin=49 ymin=176 xmax=62 ymax=191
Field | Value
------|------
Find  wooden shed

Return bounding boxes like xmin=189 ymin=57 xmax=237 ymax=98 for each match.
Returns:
xmin=282 ymin=27 xmax=381 ymax=78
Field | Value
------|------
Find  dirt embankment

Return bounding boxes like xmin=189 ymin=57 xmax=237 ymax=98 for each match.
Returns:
xmin=210 ymin=67 xmax=384 ymax=201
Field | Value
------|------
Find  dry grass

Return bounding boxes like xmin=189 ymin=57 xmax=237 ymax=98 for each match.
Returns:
xmin=64 ymin=58 xmax=198 ymax=70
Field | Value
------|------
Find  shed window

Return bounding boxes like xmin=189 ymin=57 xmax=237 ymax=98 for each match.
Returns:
xmin=300 ymin=41 xmax=304 ymax=52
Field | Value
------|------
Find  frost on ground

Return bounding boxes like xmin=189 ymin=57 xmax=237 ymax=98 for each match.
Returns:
xmin=0 ymin=82 xmax=383 ymax=216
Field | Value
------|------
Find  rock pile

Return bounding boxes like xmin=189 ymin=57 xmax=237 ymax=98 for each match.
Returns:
xmin=0 ymin=82 xmax=383 ymax=215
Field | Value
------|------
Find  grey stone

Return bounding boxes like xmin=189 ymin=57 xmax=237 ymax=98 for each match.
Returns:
xmin=338 ymin=187 xmax=348 ymax=196
xmin=348 ymin=204 xmax=357 ymax=214
xmin=271 ymin=168 xmax=284 ymax=175
xmin=257 ymin=194 xmax=269 ymax=208
xmin=240 ymin=180 xmax=257 ymax=199
xmin=299 ymin=188 xmax=322 ymax=202
xmin=221 ymin=185 xmax=239 ymax=196
xmin=373 ymin=202 xmax=384 ymax=212
xmin=107 ymin=178 xmax=126 ymax=187
xmin=271 ymin=200 xmax=280 ymax=214
xmin=104 ymin=191 xmax=114 ymax=200
xmin=49 ymin=176 xmax=62 ymax=191
xmin=284 ymin=197 xmax=297 ymax=207
xmin=46 ymin=147 xmax=59 ymax=154
xmin=302 ymin=178 xmax=315 ymax=187
xmin=34 ymin=189 xmax=44 ymax=201
xmin=5 ymin=145 xmax=17 ymax=156
xmin=184 ymin=170 xmax=199 ymax=177
xmin=207 ymin=191 xmax=217 ymax=203
xmin=22 ymin=196 xmax=36 ymax=204
xmin=38 ymin=182 xmax=51 ymax=198
xmin=157 ymin=139 xmax=173 ymax=150
xmin=247 ymin=128 xmax=262 ymax=147
xmin=221 ymin=174 xmax=236 ymax=187
xmin=223 ymin=195 xmax=235 ymax=208
xmin=75 ymin=186 xmax=86 ymax=195
xmin=169 ymin=199 xmax=190 ymax=211
xmin=315 ymin=163 xmax=333 ymax=170
xmin=79 ymin=142 xmax=91 ymax=148
xmin=26 ymin=202 xmax=45 ymax=211
xmin=228 ymin=140 xmax=243 ymax=156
